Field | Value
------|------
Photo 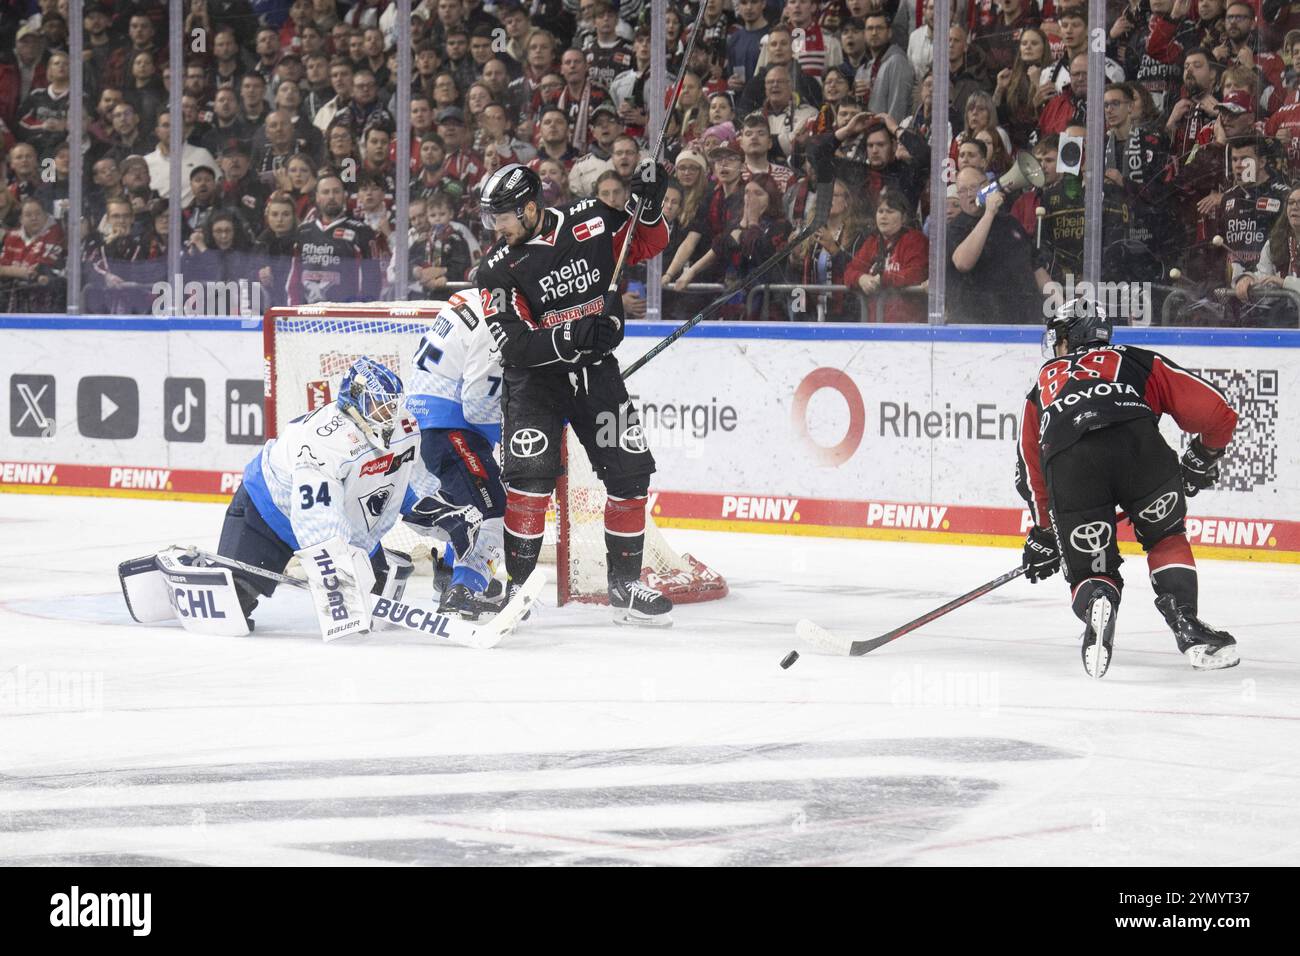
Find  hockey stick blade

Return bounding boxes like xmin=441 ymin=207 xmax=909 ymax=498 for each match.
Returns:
xmin=470 ymin=568 xmax=546 ymax=649
xmin=799 ymin=566 xmax=1026 ymax=657
xmin=796 ymin=618 xmax=856 ymax=656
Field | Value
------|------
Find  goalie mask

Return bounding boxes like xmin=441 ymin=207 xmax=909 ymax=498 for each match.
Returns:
xmin=1043 ymin=297 xmax=1113 ymax=358
xmin=338 ymin=357 xmax=405 ymax=447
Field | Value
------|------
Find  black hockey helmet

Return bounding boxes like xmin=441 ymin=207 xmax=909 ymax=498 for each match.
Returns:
xmin=1044 ymin=297 xmax=1112 ymax=355
xmin=479 ymin=162 xmax=542 ymax=231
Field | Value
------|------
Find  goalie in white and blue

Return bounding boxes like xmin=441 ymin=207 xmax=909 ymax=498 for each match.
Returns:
xmin=218 ymin=356 xmax=482 ymax=631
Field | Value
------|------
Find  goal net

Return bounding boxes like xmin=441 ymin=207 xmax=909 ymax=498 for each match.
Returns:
xmin=263 ymin=302 xmax=728 ymax=605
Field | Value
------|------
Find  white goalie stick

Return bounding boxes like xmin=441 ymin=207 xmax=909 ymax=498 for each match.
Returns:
xmin=790 ymin=566 xmax=1026 ymax=660
xmin=156 ymin=547 xmax=543 ymax=648
xmin=622 ymin=137 xmax=838 ymax=381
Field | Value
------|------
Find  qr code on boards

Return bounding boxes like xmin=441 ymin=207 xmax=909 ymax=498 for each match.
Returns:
xmin=1180 ymin=368 xmax=1278 ymax=491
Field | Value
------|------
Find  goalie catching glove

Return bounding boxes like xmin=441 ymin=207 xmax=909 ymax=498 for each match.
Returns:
xmin=1180 ymin=437 xmax=1224 ymax=496
xmin=403 ymin=491 xmax=483 ymax=557
xmin=1022 ymin=525 xmax=1061 ymax=583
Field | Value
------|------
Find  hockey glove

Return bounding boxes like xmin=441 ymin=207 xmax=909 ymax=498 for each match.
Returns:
xmin=1181 ymin=437 xmax=1224 ymax=497
xmin=569 ymin=314 xmax=622 ymax=355
xmin=1022 ymin=525 xmax=1061 ymax=583
xmin=404 ymin=492 xmax=483 ymax=558
xmin=629 ymin=160 xmax=672 ymax=219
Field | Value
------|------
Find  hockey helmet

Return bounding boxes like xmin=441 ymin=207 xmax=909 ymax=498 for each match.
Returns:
xmin=338 ymin=357 xmax=405 ymax=447
xmin=1044 ymin=297 xmax=1112 ymax=356
xmin=479 ymin=162 xmax=542 ymax=231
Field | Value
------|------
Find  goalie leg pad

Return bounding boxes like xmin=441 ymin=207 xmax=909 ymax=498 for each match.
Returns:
xmin=297 ymin=536 xmax=375 ymax=641
xmin=154 ymin=550 xmax=251 ymax=637
xmin=118 ymin=554 xmax=177 ymax=624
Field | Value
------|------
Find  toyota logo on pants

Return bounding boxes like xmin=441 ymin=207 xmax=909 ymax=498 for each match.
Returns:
xmin=1138 ymin=491 xmax=1179 ymax=524
xmin=1069 ymin=521 xmax=1113 ymax=555
xmin=510 ymin=428 xmax=549 ymax=458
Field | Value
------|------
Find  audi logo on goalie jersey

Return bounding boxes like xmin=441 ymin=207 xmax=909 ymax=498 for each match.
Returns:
xmin=1139 ymin=491 xmax=1180 ymax=524
xmin=1069 ymin=521 xmax=1113 ymax=555
xmin=510 ymin=428 xmax=548 ymax=458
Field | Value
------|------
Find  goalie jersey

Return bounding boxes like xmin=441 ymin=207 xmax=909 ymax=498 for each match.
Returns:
xmin=239 ymin=403 xmax=440 ymax=554
xmin=406 ymin=289 xmax=504 ymax=443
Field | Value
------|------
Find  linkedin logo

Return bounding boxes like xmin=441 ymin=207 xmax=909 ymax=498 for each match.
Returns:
xmin=225 ymin=380 xmax=265 ymax=445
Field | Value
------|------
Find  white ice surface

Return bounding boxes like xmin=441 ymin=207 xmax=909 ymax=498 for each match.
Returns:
xmin=1 ymin=494 xmax=1297 ymax=866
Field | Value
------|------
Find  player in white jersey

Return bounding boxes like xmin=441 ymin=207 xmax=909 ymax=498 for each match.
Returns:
xmin=406 ymin=288 xmax=509 ymax=619
xmin=219 ymin=357 xmax=482 ymax=631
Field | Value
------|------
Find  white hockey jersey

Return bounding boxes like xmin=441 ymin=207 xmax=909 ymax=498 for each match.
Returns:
xmin=240 ymin=403 xmax=440 ymax=554
xmin=406 ymin=289 xmax=504 ymax=443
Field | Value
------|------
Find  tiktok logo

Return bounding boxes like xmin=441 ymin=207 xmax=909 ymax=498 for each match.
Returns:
xmin=164 ymin=378 xmax=206 ymax=443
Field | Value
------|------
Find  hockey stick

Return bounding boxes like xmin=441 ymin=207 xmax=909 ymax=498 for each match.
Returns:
xmin=178 ymin=546 xmax=308 ymax=589
xmin=622 ymin=140 xmax=837 ymax=382
xmin=790 ymin=565 xmax=1026 ymax=660
xmin=606 ymin=1 xmax=710 ymax=295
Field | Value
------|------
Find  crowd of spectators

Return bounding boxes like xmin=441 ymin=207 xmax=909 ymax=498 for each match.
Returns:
xmin=3 ymin=0 xmax=1300 ymax=325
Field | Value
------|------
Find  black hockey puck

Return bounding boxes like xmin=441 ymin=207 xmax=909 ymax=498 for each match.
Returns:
xmin=780 ymin=650 xmax=799 ymax=669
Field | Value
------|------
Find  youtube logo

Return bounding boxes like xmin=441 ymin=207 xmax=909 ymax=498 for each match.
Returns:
xmin=77 ymin=376 xmax=139 ymax=440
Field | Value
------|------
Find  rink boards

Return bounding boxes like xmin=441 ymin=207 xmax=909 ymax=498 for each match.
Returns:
xmin=1 ymin=317 xmax=1296 ymax=563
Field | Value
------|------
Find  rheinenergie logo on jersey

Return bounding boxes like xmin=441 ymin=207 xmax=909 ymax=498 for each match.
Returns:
xmin=538 ymin=258 xmax=601 ymax=302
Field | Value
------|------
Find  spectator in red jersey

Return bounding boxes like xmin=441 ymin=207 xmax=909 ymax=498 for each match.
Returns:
xmin=782 ymin=0 xmax=843 ymax=80
xmin=1148 ymin=0 xmax=1228 ymax=71
xmin=1039 ymin=52 xmax=1088 ymax=138
xmin=0 ymin=196 xmax=64 ymax=310
xmin=847 ymin=187 xmax=929 ymax=323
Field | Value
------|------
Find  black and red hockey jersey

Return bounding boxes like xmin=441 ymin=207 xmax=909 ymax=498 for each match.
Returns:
xmin=475 ymin=197 xmax=668 ymax=370
xmin=285 ymin=214 xmax=382 ymax=305
xmin=1016 ymin=344 xmax=1239 ymax=529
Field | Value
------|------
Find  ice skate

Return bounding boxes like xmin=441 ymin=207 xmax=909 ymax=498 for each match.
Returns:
xmin=1081 ymin=590 xmax=1117 ymax=679
xmin=1156 ymin=595 xmax=1240 ymax=670
xmin=608 ymin=579 xmax=673 ymax=627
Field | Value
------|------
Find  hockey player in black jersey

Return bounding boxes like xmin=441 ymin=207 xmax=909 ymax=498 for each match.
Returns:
xmin=1016 ymin=299 xmax=1242 ymax=678
xmin=476 ymin=161 xmax=674 ymax=625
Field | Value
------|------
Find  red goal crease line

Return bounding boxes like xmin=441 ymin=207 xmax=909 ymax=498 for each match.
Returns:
xmin=2 ymin=462 xmax=1296 ymax=565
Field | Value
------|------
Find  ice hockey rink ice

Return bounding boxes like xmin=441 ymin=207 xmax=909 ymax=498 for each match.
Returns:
xmin=1 ymin=494 xmax=1297 ymax=867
